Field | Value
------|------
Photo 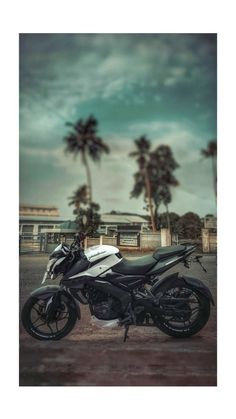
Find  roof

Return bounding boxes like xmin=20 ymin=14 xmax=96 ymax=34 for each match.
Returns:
xmin=20 ymin=204 xmax=58 ymax=209
xmin=19 ymin=215 xmax=67 ymax=222
xmin=59 ymin=221 xmax=78 ymax=230
xmin=100 ymin=214 xmax=148 ymax=224
xmin=19 ymin=214 xmax=148 ymax=225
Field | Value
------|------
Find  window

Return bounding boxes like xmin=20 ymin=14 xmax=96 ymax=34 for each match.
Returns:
xmin=22 ymin=225 xmax=34 ymax=234
xmin=38 ymin=225 xmax=54 ymax=233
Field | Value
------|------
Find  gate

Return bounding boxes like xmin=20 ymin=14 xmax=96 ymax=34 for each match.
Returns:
xmin=19 ymin=234 xmax=47 ymax=254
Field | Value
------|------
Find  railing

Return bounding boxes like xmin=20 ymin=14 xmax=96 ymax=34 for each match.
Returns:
xmin=19 ymin=234 xmax=46 ymax=253
xmin=19 ymin=231 xmax=216 ymax=254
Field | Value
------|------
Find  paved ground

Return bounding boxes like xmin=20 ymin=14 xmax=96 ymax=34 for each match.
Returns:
xmin=19 ymin=252 xmax=217 ymax=386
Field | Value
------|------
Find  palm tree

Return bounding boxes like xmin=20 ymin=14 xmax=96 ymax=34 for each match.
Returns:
xmin=129 ymin=136 xmax=156 ymax=232
xmin=150 ymin=145 xmax=179 ymax=231
xmin=64 ymin=115 xmax=109 ymax=204
xmin=68 ymin=185 xmax=101 ymax=234
xmin=201 ymin=140 xmax=217 ymax=199
xmin=68 ymin=185 xmax=88 ymax=214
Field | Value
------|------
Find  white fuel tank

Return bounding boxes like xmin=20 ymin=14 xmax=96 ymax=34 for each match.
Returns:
xmin=84 ymin=245 xmax=120 ymax=263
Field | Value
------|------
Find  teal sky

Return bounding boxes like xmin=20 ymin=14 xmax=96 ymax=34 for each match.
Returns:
xmin=20 ymin=34 xmax=217 ymax=218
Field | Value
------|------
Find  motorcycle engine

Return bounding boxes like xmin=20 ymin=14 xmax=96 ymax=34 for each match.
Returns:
xmin=89 ymin=289 xmax=121 ymax=320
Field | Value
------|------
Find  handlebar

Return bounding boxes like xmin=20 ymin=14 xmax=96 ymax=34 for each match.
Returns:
xmin=74 ymin=232 xmax=86 ymax=244
xmin=69 ymin=232 xmax=88 ymax=251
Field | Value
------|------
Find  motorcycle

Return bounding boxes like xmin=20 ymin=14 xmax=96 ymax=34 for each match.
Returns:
xmin=21 ymin=232 xmax=214 ymax=341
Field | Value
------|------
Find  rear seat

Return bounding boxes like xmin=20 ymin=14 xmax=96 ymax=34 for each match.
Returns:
xmin=153 ymin=245 xmax=186 ymax=261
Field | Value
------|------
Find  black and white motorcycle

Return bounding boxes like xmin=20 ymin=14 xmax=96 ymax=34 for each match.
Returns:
xmin=22 ymin=232 xmax=214 ymax=341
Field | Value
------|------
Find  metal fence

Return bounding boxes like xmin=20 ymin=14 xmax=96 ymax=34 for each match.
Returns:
xmin=19 ymin=231 xmax=216 ymax=254
xmin=19 ymin=234 xmax=47 ymax=253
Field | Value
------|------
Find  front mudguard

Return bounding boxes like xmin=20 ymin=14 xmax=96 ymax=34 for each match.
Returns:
xmin=30 ymin=285 xmax=81 ymax=319
xmin=151 ymin=273 xmax=215 ymax=305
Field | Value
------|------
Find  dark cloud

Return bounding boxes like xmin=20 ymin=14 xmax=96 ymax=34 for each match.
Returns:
xmin=20 ymin=34 xmax=217 ymax=217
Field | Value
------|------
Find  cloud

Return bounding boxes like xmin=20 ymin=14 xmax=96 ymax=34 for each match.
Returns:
xmin=20 ymin=34 xmax=216 ymax=120
xmin=19 ymin=34 xmax=216 ymax=217
xmin=128 ymin=120 xmax=203 ymax=162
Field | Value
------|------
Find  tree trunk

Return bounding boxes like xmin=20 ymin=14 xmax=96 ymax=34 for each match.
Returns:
xmin=212 ymin=156 xmax=217 ymax=200
xmin=144 ymin=168 xmax=156 ymax=232
xmin=165 ymin=203 xmax=171 ymax=231
xmin=82 ymin=152 xmax=92 ymax=205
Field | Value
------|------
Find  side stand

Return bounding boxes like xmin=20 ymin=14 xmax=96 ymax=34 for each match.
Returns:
xmin=123 ymin=325 xmax=129 ymax=342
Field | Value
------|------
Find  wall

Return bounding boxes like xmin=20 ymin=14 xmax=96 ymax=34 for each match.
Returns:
xmin=140 ymin=232 xmax=161 ymax=249
xmin=41 ymin=230 xmax=172 ymax=253
xmin=202 ymin=229 xmax=217 ymax=253
xmin=99 ymin=232 xmax=165 ymax=250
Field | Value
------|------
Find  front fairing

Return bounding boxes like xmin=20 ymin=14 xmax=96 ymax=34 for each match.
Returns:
xmin=49 ymin=243 xmax=70 ymax=259
xmin=41 ymin=256 xmax=66 ymax=284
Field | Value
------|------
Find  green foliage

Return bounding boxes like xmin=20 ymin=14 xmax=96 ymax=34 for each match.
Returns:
xmin=175 ymin=212 xmax=202 ymax=239
xmin=64 ymin=115 xmax=110 ymax=205
xmin=201 ymin=140 xmax=217 ymax=158
xmin=149 ymin=145 xmax=179 ymax=209
xmin=64 ymin=115 xmax=110 ymax=161
xmin=201 ymin=139 xmax=217 ymax=199
xmin=157 ymin=212 xmax=180 ymax=232
xmin=74 ymin=202 xmax=101 ymax=235
xmin=68 ymin=185 xmax=100 ymax=235
xmin=130 ymin=138 xmax=180 ymax=227
xmin=68 ymin=185 xmax=88 ymax=209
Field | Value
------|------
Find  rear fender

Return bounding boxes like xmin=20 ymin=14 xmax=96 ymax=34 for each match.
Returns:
xmin=182 ymin=275 xmax=215 ymax=305
xmin=30 ymin=285 xmax=81 ymax=319
xmin=150 ymin=273 xmax=215 ymax=305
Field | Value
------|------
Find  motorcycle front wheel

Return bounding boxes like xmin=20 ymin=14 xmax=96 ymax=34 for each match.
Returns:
xmin=154 ymin=286 xmax=211 ymax=338
xmin=21 ymin=294 xmax=77 ymax=340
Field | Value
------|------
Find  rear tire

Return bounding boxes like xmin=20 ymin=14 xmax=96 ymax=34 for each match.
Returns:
xmin=155 ymin=286 xmax=211 ymax=338
xmin=21 ymin=295 xmax=77 ymax=340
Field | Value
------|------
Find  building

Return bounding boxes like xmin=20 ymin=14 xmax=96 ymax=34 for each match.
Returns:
xmin=20 ymin=204 xmax=60 ymax=217
xmin=203 ymin=215 xmax=217 ymax=230
xmin=19 ymin=204 xmax=66 ymax=236
xmin=202 ymin=215 xmax=217 ymax=253
xmin=98 ymin=213 xmax=149 ymax=235
xmin=19 ymin=205 xmax=149 ymax=238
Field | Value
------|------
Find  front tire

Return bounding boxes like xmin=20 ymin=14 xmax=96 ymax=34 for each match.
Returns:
xmin=21 ymin=294 xmax=77 ymax=340
xmin=154 ymin=286 xmax=211 ymax=338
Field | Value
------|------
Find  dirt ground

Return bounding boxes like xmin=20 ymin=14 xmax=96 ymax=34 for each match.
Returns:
xmin=19 ymin=252 xmax=217 ymax=386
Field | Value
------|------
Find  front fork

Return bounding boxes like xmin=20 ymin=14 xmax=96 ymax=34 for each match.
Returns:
xmin=45 ymin=292 xmax=61 ymax=322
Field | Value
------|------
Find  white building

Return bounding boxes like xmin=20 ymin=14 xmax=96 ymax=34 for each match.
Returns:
xmin=19 ymin=204 xmax=66 ymax=236
xmin=98 ymin=213 xmax=149 ymax=235
xmin=19 ymin=205 xmax=149 ymax=237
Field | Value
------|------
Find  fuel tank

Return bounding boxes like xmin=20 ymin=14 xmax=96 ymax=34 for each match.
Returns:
xmin=84 ymin=245 xmax=120 ymax=263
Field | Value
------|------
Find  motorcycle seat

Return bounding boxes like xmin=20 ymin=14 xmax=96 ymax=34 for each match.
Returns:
xmin=113 ymin=254 xmax=157 ymax=275
xmin=153 ymin=245 xmax=186 ymax=261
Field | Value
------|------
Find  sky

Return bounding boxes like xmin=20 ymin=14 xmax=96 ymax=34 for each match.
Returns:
xmin=19 ymin=34 xmax=217 ymax=219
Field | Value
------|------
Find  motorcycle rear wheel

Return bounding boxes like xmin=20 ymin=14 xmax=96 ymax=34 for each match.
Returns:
xmin=21 ymin=295 xmax=77 ymax=340
xmin=155 ymin=286 xmax=211 ymax=338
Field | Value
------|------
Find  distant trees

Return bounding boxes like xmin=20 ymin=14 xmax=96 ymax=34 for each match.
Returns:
xmin=68 ymin=185 xmax=88 ymax=211
xmin=64 ymin=115 xmax=109 ymax=234
xmin=63 ymin=115 xmax=213 ymax=239
xmin=68 ymin=185 xmax=100 ymax=234
xmin=64 ymin=115 xmax=109 ymax=204
xmin=129 ymin=136 xmax=156 ymax=231
xmin=156 ymin=211 xmax=202 ymax=239
xmin=175 ymin=212 xmax=202 ymax=239
xmin=149 ymin=145 xmax=179 ymax=230
xmin=157 ymin=212 xmax=180 ymax=233
xmin=130 ymin=137 xmax=179 ymax=232
xmin=201 ymin=139 xmax=217 ymax=199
